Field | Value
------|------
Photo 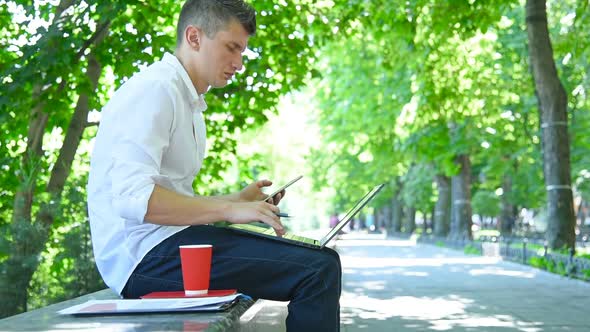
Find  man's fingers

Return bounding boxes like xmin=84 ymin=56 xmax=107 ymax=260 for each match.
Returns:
xmin=257 ymin=179 xmax=272 ymax=188
xmin=263 ymin=215 xmax=285 ymax=236
xmin=260 ymin=203 xmax=284 ymax=235
xmin=274 ymin=190 xmax=286 ymax=205
xmin=263 ymin=201 xmax=279 ymax=213
xmin=266 ymin=191 xmax=285 ymax=205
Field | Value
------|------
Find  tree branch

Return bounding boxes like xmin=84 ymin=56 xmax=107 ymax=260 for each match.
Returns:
xmin=55 ymin=19 xmax=112 ymax=93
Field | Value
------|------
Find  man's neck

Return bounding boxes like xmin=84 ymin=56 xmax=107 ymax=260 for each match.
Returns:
xmin=174 ymin=48 xmax=207 ymax=95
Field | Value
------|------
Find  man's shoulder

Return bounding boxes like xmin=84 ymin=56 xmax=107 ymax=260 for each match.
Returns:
xmin=137 ymin=60 xmax=181 ymax=86
xmin=114 ymin=62 xmax=180 ymax=100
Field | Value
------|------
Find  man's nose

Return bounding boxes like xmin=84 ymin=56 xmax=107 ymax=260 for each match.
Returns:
xmin=233 ymin=55 xmax=243 ymax=71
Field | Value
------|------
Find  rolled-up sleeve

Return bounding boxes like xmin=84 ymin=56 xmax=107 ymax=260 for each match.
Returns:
xmin=109 ymin=81 xmax=176 ymax=222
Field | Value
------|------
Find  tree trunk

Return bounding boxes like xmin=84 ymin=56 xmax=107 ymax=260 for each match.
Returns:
xmin=382 ymin=203 xmax=392 ymax=230
xmin=422 ymin=211 xmax=429 ymax=234
xmin=376 ymin=206 xmax=388 ymax=230
xmin=1 ymin=50 xmax=104 ymax=318
xmin=1 ymin=1 xmax=82 ymax=316
xmin=499 ymin=174 xmax=516 ymax=236
xmin=4 ymin=86 xmax=49 ymax=316
xmin=525 ymin=0 xmax=576 ymax=249
xmin=434 ymin=174 xmax=451 ymax=237
xmin=404 ymin=206 xmax=416 ymax=234
xmin=12 ymin=87 xmax=48 ymax=226
xmin=391 ymin=195 xmax=403 ymax=233
xmin=39 ymin=53 xmax=103 ymax=225
xmin=450 ymin=154 xmax=473 ymax=240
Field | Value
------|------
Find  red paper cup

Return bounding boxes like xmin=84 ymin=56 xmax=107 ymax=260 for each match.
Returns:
xmin=179 ymin=244 xmax=212 ymax=296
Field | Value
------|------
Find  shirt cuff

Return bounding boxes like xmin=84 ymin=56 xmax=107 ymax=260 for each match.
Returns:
xmin=112 ymin=182 xmax=155 ymax=222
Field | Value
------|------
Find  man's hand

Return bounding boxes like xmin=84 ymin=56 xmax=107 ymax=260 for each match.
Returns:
xmin=225 ymin=201 xmax=286 ymax=236
xmin=239 ymin=179 xmax=285 ymax=205
xmin=144 ymin=185 xmax=285 ymax=234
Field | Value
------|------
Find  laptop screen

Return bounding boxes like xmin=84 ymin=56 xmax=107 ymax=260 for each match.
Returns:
xmin=320 ymin=184 xmax=385 ymax=245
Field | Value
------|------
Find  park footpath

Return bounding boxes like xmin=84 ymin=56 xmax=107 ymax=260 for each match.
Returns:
xmin=237 ymin=231 xmax=590 ymax=331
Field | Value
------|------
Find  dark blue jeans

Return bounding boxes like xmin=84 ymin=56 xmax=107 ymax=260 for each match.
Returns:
xmin=122 ymin=225 xmax=341 ymax=331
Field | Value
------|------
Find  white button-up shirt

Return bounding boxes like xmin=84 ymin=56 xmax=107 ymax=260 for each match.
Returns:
xmin=87 ymin=53 xmax=207 ymax=295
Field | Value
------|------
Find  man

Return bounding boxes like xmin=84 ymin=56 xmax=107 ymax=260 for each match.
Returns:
xmin=87 ymin=0 xmax=341 ymax=330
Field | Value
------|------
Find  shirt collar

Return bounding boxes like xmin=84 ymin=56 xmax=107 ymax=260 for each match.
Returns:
xmin=161 ymin=52 xmax=207 ymax=113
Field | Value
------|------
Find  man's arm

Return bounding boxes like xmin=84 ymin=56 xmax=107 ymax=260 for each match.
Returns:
xmin=145 ymin=184 xmax=286 ymax=235
xmin=214 ymin=192 xmax=242 ymax=202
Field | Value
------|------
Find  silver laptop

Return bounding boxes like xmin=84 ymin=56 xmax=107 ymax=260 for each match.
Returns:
xmin=226 ymin=184 xmax=384 ymax=249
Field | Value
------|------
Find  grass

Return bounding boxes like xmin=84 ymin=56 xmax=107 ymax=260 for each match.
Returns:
xmin=463 ymin=243 xmax=482 ymax=255
xmin=529 ymin=256 xmax=568 ymax=276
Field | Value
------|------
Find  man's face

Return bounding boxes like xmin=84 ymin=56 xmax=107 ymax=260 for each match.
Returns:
xmin=197 ymin=20 xmax=250 ymax=91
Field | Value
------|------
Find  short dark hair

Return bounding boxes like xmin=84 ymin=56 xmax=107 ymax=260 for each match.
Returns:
xmin=176 ymin=0 xmax=256 ymax=46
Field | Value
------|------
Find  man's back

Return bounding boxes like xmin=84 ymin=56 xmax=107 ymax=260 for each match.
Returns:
xmin=87 ymin=53 xmax=207 ymax=295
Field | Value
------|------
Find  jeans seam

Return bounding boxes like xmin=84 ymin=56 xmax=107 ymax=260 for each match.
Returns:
xmin=144 ymin=254 xmax=179 ymax=259
xmin=134 ymin=273 xmax=184 ymax=286
xmin=216 ymin=255 xmax=309 ymax=268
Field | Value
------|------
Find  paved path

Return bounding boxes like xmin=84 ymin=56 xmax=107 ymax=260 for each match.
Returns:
xmin=237 ymin=233 xmax=590 ymax=331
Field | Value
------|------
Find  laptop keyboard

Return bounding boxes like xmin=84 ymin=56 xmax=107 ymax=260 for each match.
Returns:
xmin=229 ymin=224 xmax=317 ymax=245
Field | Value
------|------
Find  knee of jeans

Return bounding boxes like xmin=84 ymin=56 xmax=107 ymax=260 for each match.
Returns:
xmin=316 ymin=250 xmax=341 ymax=285
xmin=324 ymin=247 xmax=342 ymax=270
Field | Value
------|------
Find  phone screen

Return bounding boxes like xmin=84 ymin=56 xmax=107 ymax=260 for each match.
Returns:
xmin=262 ymin=175 xmax=303 ymax=201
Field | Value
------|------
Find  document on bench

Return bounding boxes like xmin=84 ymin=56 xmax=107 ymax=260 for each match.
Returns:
xmin=58 ymin=293 xmax=247 ymax=315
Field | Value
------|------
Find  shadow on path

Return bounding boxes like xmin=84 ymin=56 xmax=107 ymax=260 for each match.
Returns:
xmin=238 ymin=234 xmax=590 ymax=332
xmin=337 ymin=235 xmax=589 ymax=332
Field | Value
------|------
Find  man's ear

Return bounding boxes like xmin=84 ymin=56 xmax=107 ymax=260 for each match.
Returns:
xmin=185 ymin=25 xmax=201 ymax=50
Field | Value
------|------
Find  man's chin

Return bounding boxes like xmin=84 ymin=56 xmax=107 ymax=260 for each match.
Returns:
xmin=212 ymin=80 xmax=230 ymax=89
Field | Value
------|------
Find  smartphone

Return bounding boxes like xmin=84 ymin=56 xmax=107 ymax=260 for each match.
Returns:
xmin=262 ymin=175 xmax=303 ymax=202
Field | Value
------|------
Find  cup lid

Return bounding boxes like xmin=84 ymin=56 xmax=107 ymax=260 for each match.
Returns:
xmin=179 ymin=244 xmax=212 ymax=249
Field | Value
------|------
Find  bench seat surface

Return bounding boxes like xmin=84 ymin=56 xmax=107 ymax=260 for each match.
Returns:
xmin=0 ymin=289 xmax=255 ymax=332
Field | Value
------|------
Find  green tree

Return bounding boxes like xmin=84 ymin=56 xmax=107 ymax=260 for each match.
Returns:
xmin=0 ymin=0 xmax=335 ymax=317
xmin=472 ymin=190 xmax=501 ymax=225
xmin=526 ymin=0 xmax=576 ymax=249
xmin=305 ymin=0 xmax=588 ymax=246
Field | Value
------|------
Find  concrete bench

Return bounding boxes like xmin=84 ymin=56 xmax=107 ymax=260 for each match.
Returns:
xmin=0 ymin=289 xmax=256 ymax=331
